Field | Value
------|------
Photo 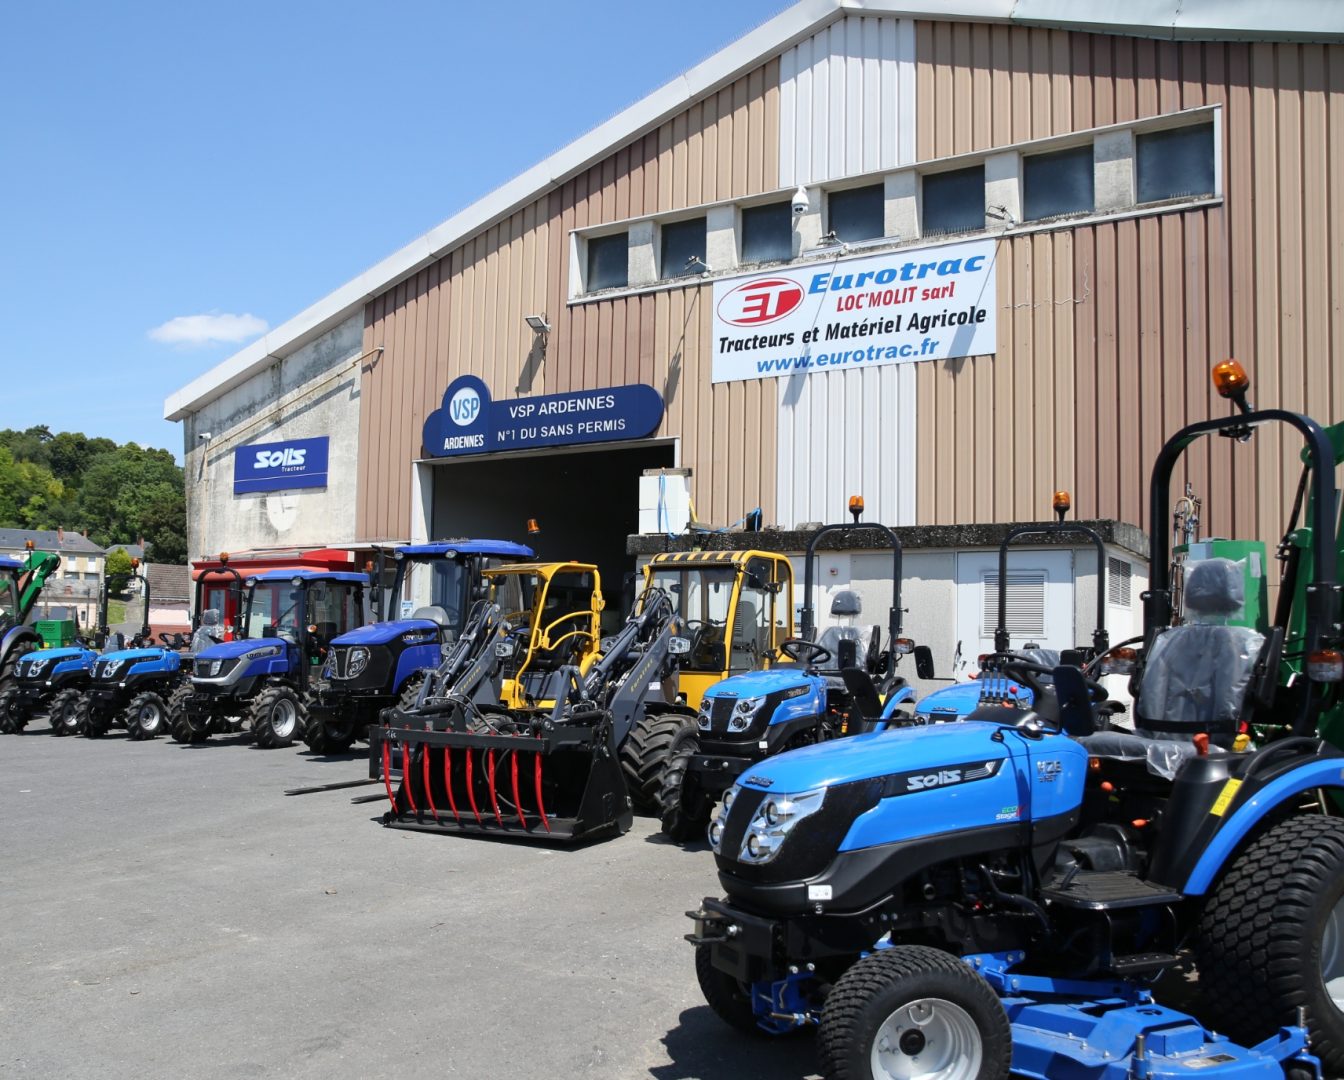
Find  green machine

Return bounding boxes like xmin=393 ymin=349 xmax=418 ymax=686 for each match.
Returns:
xmin=0 ymin=545 xmax=63 ymax=692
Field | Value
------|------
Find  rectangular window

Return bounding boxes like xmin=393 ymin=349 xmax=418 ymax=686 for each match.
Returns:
xmin=740 ymin=201 xmax=793 ymax=263
xmin=1136 ymin=123 xmax=1215 ymax=204
xmin=922 ymin=165 xmax=985 ymax=236
xmin=827 ymin=183 xmax=884 ymax=242
xmin=660 ymin=217 xmax=708 ymax=278
xmin=1023 ymin=145 xmax=1094 ymax=222
xmin=586 ymin=232 xmax=628 ymax=291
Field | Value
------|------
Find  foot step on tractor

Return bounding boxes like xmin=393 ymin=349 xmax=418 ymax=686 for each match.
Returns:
xmin=662 ymin=510 xmax=934 ymax=842
xmin=82 ymin=563 xmax=242 ymax=740
xmin=0 ymin=541 xmax=63 ymax=731
xmin=685 ymin=361 xmax=1341 ymax=1079
xmin=303 ymin=539 xmax=534 ymax=754
xmin=174 ymin=566 xmax=369 ymax=747
xmin=374 ymin=566 xmax=699 ymax=842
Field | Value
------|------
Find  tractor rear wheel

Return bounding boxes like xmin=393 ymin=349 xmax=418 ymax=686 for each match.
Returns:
xmin=818 ymin=945 xmax=1011 ymax=1080
xmin=168 ymin=684 xmax=208 ymax=743
xmin=80 ymin=697 xmax=113 ymax=738
xmin=250 ymin=685 xmax=305 ymax=749
xmin=659 ymin=724 xmax=712 ymax=842
xmin=0 ymin=687 xmax=30 ymax=734
xmin=48 ymin=688 xmax=84 ymax=736
xmin=695 ymin=944 xmax=764 ymax=1036
xmin=1196 ymin=814 xmax=1344 ymax=1074
xmin=303 ymin=711 xmax=358 ymax=754
xmin=620 ymin=712 xmax=695 ymax=815
xmin=124 ymin=691 xmax=170 ymax=740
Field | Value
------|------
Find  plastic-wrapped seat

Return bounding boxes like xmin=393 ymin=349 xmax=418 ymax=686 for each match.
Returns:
xmin=188 ymin=608 xmax=224 ymax=654
xmin=1134 ymin=558 xmax=1263 ymax=748
xmin=815 ymin=590 xmax=878 ymax=673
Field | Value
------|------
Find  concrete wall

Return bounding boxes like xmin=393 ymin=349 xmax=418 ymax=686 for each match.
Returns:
xmin=182 ymin=313 xmax=364 ymax=560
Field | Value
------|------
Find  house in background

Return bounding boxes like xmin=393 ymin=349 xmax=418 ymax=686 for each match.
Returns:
xmin=0 ymin=527 xmax=107 ymax=628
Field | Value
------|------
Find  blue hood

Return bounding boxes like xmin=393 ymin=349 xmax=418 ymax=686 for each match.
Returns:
xmin=704 ymin=667 xmax=814 ymax=699
xmin=915 ymin=680 xmax=1033 ymax=717
xmin=739 ymin=720 xmax=1015 ymax=794
xmin=195 ymin=638 xmax=286 ymax=661
xmin=38 ymin=646 xmax=95 ymax=662
xmin=100 ymin=646 xmax=173 ymax=663
xmin=329 ymin=619 xmax=439 ymax=646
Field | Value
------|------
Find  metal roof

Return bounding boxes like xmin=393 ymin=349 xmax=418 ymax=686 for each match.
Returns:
xmin=163 ymin=0 xmax=1344 ymax=422
xmin=0 ymin=528 xmax=105 ymax=554
xmin=246 ymin=569 xmax=371 ymax=585
xmin=396 ymin=540 xmax=536 ymax=559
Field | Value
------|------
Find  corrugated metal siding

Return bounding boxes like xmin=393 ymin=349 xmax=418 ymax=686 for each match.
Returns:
xmin=775 ymin=15 xmax=920 ymax=528
xmin=356 ymin=61 xmax=781 ymax=539
xmin=913 ymin=25 xmax=1344 ymax=560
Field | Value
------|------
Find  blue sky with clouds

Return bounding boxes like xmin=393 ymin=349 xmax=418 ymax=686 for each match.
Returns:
xmin=0 ymin=1 xmax=785 ymax=457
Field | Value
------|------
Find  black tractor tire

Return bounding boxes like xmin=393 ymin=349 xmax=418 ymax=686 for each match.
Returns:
xmin=818 ymin=945 xmax=1012 ymax=1080
xmin=124 ymin=691 xmax=170 ymax=741
xmin=620 ymin=712 xmax=696 ymax=815
xmin=396 ymin=673 xmax=426 ymax=711
xmin=0 ymin=686 xmax=30 ymax=734
xmin=659 ymin=723 xmax=713 ymax=843
xmin=695 ymin=944 xmax=764 ymax=1036
xmin=169 ymin=684 xmax=208 ymax=744
xmin=303 ymin=713 xmax=358 ymax=754
xmin=250 ymin=685 xmax=305 ymax=749
xmin=1196 ymin=814 xmax=1344 ymax=1074
xmin=47 ymin=688 xmax=85 ymax=736
xmin=80 ymin=697 xmax=113 ymax=739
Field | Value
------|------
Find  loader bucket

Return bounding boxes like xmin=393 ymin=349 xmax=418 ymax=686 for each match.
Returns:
xmin=371 ymin=708 xmax=633 ymax=843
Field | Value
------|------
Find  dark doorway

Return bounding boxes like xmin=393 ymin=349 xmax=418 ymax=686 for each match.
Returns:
xmin=429 ymin=442 xmax=676 ymax=630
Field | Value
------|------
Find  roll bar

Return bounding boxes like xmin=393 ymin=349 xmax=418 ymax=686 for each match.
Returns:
xmin=994 ymin=517 xmax=1109 ymax=656
xmin=799 ymin=522 xmax=902 ymax=673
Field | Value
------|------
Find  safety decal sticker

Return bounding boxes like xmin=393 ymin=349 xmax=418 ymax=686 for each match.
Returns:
xmin=1209 ymin=779 xmax=1243 ymax=818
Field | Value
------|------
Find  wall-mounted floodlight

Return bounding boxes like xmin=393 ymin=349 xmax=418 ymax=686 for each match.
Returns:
xmin=685 ymin=255 xmax=713 ymax=275
xmin=817 ymin=230 xmax=849 ymax=254
xmin=987 ymin=204 xmax=1018 ymax=226
xmin=524 ymin=314 xmax=551 ymax=334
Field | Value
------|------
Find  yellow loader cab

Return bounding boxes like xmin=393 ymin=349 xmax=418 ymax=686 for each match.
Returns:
xmin=642 ymin=550 xmax=794 ymax=709
xmin=483 ymin=561 xmax=604 ymax=708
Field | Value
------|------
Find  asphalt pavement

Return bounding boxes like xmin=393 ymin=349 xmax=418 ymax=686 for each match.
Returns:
xmin=0 ymin=724 xmax=819 ymax=1080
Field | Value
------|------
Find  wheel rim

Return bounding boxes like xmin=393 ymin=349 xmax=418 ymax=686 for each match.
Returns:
xmin=870 ymin=997 xmax=983 ymax=1080
xmin=138 ymin=702 xmax=163 ymax=733
xmin=1321 ymin=893 xmax=1344 ymax=1011
xmin=270 ymin=698 xmax=298 ymax=739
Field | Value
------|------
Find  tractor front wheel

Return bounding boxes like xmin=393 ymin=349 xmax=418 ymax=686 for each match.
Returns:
xmin=303 ymin=711 xmax=358 ymax=754
xmin=80 ymin=697 xmax=113 ymax=739
xmin=48 ymin=688 xmax=84 ymax=736
xmin=695 ymin=944 xmax=763 ymax=1036
xmin=818 ymin=945 xmax=1011 ymax=1080
xmin=1196 ymin=814 xmax=1344 ymax=1075
xmin=124 ymin=691 xmax=170 ymax=740
xmin=0 ymin=687 xmax=29 ymax=734
xmin=169 ymin=685 xmax=208 ymax=743
xmin=658 ymin=723 xmax=712 ymax=843
xmin=250 ymin=685 xmax=305 ymax=749
xmin=620 ymin=712 xmax=695 ymax=815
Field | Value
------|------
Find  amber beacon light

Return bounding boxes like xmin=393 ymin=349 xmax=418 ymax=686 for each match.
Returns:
xmin=848 ymin=495 xmax=865 ymax=523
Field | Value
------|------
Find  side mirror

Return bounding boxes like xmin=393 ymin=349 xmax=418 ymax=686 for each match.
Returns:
xmin=1059 ymin=648 xmax=1085 ymax=668
xmin=914 ymin=645 xmax=935 ymax=681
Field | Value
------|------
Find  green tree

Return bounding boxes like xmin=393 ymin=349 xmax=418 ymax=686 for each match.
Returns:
xmin=105 ymin=548 xmax=135 ymax=594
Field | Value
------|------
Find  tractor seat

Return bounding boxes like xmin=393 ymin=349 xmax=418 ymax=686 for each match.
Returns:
xmin=816 ymin=625 xmax=878 ymax=672
xmin=1135 ymin=559 xmax=1263 ymax=748
xmin=411 ymin=605 xmax=452 ymax=628
xmin=188 ymin=609 xmax=224 ymax=655
xmin=1077 ymin=729 xmax=1200 ymax=781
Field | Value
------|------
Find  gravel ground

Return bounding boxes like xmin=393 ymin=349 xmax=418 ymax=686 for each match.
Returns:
xmin=0 ymin=724 xmax=819 ymax=1080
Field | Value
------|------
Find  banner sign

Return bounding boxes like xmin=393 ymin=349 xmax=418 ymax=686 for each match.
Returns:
xmin=233 ymin=436 xmax=329 ymax=494
xmin=711 ymin=237 xmax=997 ymax=383
xmin=423 ymin=376 xmax=664 ymax=458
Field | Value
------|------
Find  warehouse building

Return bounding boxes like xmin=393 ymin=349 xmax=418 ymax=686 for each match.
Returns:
xmin=165 ymin=0 xmax=1342 ymax=663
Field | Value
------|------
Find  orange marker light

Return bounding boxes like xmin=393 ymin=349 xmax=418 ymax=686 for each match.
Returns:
xmin=1212 ymin=359 xmax=1250 ymax=399
xmin=219 ymin=552 xmax=230 ymax=565
xmin=526 ymin=518 xmax=541 ymax=536
xmin=848 ymin=495 xmax=865 ymax=522
xmin=1052 ymin=490 xmax=1071 ymax=514
xmin=1308 ymin=649 xmax=1344 ymax=683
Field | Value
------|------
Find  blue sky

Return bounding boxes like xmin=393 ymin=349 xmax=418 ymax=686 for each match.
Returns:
xmin=0 ymin=1 xmax=786 ymax=458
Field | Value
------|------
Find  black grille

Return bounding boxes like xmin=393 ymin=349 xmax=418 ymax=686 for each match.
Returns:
xmin=709 ymin=695 xmax=737 ymax=733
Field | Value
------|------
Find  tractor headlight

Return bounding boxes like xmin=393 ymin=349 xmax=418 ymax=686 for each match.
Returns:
xmin=322 ymin=656 xmax=335 ymax=678
xmin=346 ymin=647 xmax=370 ymax=678
xmin=739 ymin=788 xmax=826 ymax=865
xmin=96 ymin=658 xmax=125 ymax=680
xmin=24 ymin=656 xmax=50 ymax=677
xmin=696 ymin=701 xmax=712 ymax=731
xmin=728 ymin=696 xmax=767 ymax=733
xmin=708 ymin=785 xmax=739 ymax=851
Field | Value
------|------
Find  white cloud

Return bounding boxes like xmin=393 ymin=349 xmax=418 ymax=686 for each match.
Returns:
xmin=148 ymin=312 xmax=269 ymax=346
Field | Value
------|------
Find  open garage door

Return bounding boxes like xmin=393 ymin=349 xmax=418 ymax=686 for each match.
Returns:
xmin=429 ymin=441 xmax=676 ymax=630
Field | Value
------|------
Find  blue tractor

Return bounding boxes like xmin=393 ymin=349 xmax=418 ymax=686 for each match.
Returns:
xmin=303 ymin=539 xmax=534 ymax=753
xmin=686 ymin=362 xmax=1343 ymax=1078
xmin=80 ymin=564 xmax=244 ymax=740
xmin=660 ymin=516 xmax=933 ymax=841
xmin=172 ymin=568 xmax=370 ymax=748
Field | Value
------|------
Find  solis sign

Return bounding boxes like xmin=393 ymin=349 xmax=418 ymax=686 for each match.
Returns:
xmin=233 ymin=436 xmax=330 ymax=494
xmin=710 ymin=237 xmax=997 ymax=383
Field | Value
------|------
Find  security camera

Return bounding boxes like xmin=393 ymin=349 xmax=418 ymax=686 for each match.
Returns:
xmin=198 ymin=432 xmax=213 ymax=441
xmin=791 ymin=186 xmax=810 ymax=216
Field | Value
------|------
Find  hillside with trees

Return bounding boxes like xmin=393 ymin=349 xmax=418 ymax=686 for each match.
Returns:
xmin=0 ymin=426 xmax=186 ymax=563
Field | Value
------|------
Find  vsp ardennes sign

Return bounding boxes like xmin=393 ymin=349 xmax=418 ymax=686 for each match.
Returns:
xmin=422 ymin=375 xmax=664 ymax=458
xmin=233 ymin=436 xmax=330 ymax=494
xmin=711 ymin=236 xmax=997 ymax=383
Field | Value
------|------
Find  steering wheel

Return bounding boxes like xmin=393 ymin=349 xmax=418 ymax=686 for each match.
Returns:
xmin=780 ymin=638 xmax=833 ymax=666
xmin=995 ymin=653 xmax=1110 ymax=706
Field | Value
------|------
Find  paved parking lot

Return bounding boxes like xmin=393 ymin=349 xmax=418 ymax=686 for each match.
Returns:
xmin=1 ymin=725 xmax=820 ymax=1080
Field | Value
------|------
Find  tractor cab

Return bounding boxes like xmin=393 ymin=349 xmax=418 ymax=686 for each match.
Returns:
xmin=483 ymin=561 xmax=603 ymax=707
xmin=0 ymin=555 xmax=21 ymax=630
xmin=641 ymin=549 xmax=796 ymax=707
xmin=0 ymin=543 xmax=62 ymax=708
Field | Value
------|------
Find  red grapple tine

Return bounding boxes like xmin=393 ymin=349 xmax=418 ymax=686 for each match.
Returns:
xmin=401 ymin=743 xmax=418 ymax=816
xmin=510 ymin=753 xmax=527 ymax=829
xmin=465 ymin=748 xmax=483 ymax=825
xmin=443 ymin=745 xmax=461 ymax=823
xmin=534 ymin=752 xmax=550 ymax=833
xmin=422 ymin=745 xmax=441 ymax=825
xmin=487 ymin=750 xmax=505 ymax=828
xmin=381 ymin=738 xmax=398 ymax=814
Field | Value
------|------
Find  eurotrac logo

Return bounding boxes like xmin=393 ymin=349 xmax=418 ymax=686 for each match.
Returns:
xmin=233 ymin=436 xmax=330 ymax=495
xmin=716 ymin=277 xmax=805 ymax=326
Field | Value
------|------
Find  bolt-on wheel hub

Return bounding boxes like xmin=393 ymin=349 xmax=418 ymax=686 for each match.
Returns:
xmin=1321 ymin=893 xmax=1344 ymax=1011
xmin=871 ymin=997 xmax=982 ymax=1080
xmin=270 ymin=698 xmax=298 ymax=740
xmin=138 ymin=702 xmax=162 ymax=730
